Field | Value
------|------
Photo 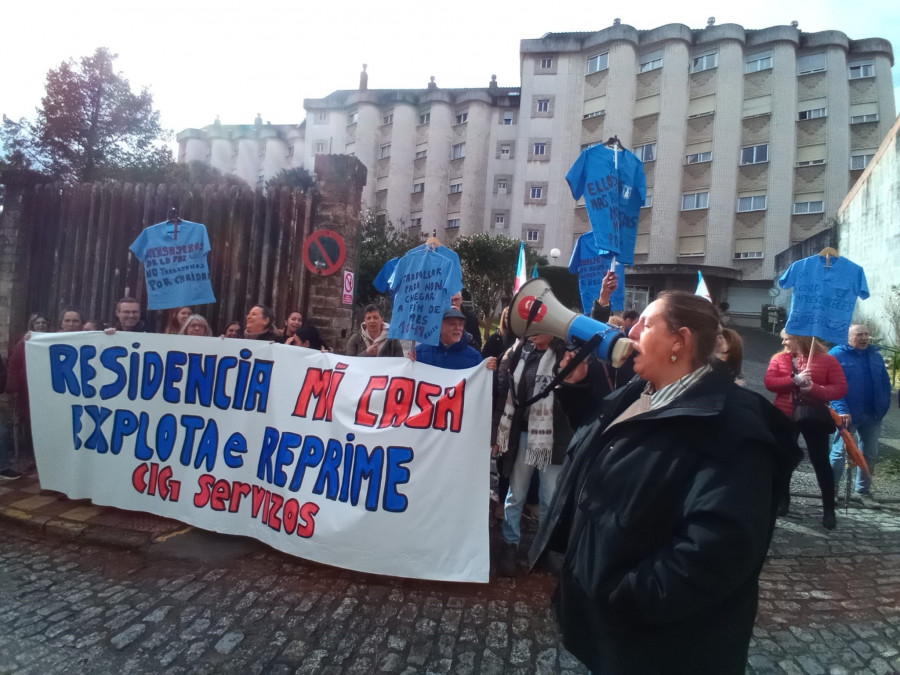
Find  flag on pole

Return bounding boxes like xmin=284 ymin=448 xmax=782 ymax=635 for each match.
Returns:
xmin=695 ymin=270 xmax=712 ymax=302
xmin=514 ymin=241 xmax=527 ymax=293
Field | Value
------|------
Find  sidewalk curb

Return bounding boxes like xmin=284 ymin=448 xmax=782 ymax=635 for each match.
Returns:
xmin=0 ymin=504 xmax=153 ymax=551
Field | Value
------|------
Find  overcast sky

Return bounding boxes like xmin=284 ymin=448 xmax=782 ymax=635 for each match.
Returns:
xmin=2 ymin=0 xmax=898 ymax=145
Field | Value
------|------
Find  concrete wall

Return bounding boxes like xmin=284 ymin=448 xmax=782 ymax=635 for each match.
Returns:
xmin=837 ymin=115 xmax=900 ymax=344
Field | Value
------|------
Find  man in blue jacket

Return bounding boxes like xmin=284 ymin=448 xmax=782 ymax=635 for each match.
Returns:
xmin=415 ymin=308 xmax=487 ymax=370
xmin=829 ymin=325 xmax=892 ymax=504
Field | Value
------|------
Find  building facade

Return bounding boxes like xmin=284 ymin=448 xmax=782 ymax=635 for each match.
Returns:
xmin=177 ymin=115 xmax=305 ymax=188
xmin=178 ymin=21 xmax=895 ymax=314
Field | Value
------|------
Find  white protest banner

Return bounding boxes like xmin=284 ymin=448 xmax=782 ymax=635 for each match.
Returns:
xmin=25 ymin=332 xmax=491 ymax=582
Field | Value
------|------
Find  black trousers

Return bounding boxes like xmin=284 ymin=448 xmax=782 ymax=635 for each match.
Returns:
xmin=781 ymin=428 xmax=835 ymax=512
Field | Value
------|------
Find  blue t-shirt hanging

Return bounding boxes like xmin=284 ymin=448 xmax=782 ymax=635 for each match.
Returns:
xmin=387 ymin=247 xmax=463 ymax=345
xmin=565 ymin=145 xmax=646 ymax=264
xmin=373 ymin=257 xmax=399 ymax=293
xmin=130 ymin=220 xmax=216 ymax=310
xmin=568 ymin=232 xmax=625 ymax=314
xmin=778 ymin=254 xmax=868 ymax=344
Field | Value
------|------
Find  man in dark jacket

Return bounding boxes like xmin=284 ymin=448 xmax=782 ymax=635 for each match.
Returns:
xmin=530 ymin=368 xmax=801 ymax=674
xmin=829 ymin=324 xmax=892 ymax=502
xmin=415 ymin=308 xmax=484 ymax=370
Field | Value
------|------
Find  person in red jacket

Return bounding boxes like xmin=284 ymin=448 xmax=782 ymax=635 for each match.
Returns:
xmin=765 ymin=331 xmax=847 ymax=530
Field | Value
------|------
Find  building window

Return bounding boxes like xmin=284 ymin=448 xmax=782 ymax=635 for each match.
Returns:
xmin=499 ymin=144 xmax=512 ymax=158
xmin=850 ymin=154 xmax=874 ymax=170
xmin=691 ymin=52 xmax=718 ymax=73
xmin=737 ymin=195 xmax=767 ymax=212
xmin=797 ymin=53 xmax=827 ymax=75
xmin=642 ymin=195 xmax=653 ymax=208
xmin=315 ymin=111 xmax=328 ymax=123
xmin=286 ymin=145 xmax=295 ymax=158
xmin=794 ymin=201 xmax=824 ymax=214
xmin=494 ymin=214 xmax=506 ymax=228
xmin=411 ymin=217 xmax=423 ymax=228
xmin=451 ymin=143 xmax=466 ymax=160
xmin=446 ymin=219 xmax=460 ymax=229
xmin=533 ymin=142 xmax=546 ymax=156
xmin=798 ymin=108 xmax=827 ymax=120
xmin=583 ymin=110 xmax=605 ymax=119
xmin=639 ymin=56 xmax=663 ymax=73
xmin=347 ymin=110 xmax=358 ymax=124
xmin=258 ymin=145 xmax=267 ymax=158
xmin=741 ymin=144 xmax=769 ymax=165
xmin=536 ymin=98 xmax=550 ymax=113
xmin=587 ymin=52 xmax=609 ymax=74
xmin=526 ymin=230 xmax=540 ymax=242
xmin=849 ymin=62 xmax=874 ymax=79
xmin=415 ymin=149 xmax=427 ymax=159
xmin=502 ymin=111 xmax=516 ymax=125
xmin=449 ymin=182 xmax=463 ymax=194
xmin=540 ymin=57 xmax=553 ymax=69
xmin=419 ymin=111 xmax=431 ymax=124
xmin=682 ymin=192 xmax=709 ymax=210
xmin=379 ymin=144 xmax=391 ymax=159
xmin=734 ymin=251 xmax=764 ymax=259
xmin=314 ymin=141 xmax=327 ymax=154
xmin=383 ymin=113 xmax=393 ymax=125
xmin=634 ymin=143 xmax=656 ymax=162
xmin=455 ymin=111 xmax=468 ymax=125
xmin=530 ymin=186 xmax=544 ymax=199
xmin=496 ymin=179 xmax=508 ymax=194
xmin=850 ymin=113 xmax=879 ymax=124
xmin=745 ymin=52 xmax=773 ymax=73
xmin=685 ymin=151 xmax=712 ymax=164
xmin=412 ymin=182 xmax=425 ymax=194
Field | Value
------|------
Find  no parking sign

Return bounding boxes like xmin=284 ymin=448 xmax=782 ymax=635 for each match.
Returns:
xmin=342 ymin=269 xmax=354 ymax=305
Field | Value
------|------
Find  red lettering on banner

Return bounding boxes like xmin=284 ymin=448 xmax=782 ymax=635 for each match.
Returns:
xmin=132 ymin=462 xmax=181 ymax=502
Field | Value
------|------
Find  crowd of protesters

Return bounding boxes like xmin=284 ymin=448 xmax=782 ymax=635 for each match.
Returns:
xmin=2 ymin=271 xmax=896 ymax=675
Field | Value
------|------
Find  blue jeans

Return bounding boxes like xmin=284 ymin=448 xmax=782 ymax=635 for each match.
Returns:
xmin=502 ymin=432 xmax=563 ymax=546
xmin=830 ymin=421 xmax=881 ymax=495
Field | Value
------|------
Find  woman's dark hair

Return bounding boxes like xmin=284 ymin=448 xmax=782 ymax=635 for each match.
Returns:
xmin=718 ymin=327 xmax=744 ymax=379
xmin=656 ymin=291 xmax=721 ymax=368
xmin=253 ymin=305 xmax=275 ymax=330
xmin=295 ymin=324 xmax=325 ymax=350
xmin=58 ymin=307 xmax=85 ymax=325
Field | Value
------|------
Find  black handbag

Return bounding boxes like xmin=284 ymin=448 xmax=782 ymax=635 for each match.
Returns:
xmin=791 ymin=362 xmax=835 ymax=434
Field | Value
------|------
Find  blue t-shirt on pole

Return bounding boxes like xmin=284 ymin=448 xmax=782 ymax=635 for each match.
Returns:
xmin=130 ymin=220 xmax=216 ymax=310
xmin=565 ymin=145 xmax=646 ymax=264
xmin=778 ymin=254 xmax=868 ymax=344
xmin=387 ymin=247 xmax=463 ymax=345
xmin=568 ymin=232 xmax=625 ymax=314
xmin=374 ymin=257 xmax=399 ymax=293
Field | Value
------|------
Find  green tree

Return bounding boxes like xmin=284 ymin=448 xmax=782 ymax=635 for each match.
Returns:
xmin=162 ymin=160 xmax=246 ymax=189
xmin=266 ymin=167 xmax=315 ymax=192
xmin=451 ymin=233 xmax=547 ymax=340
xmin=356 ymin=214 xmax=421 ymax=312
xmin=1 ymin=47 xmax=170 ymax=182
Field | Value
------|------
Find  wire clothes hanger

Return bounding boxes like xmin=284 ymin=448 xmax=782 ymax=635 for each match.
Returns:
xmin=818 ymin=246 xmax=839 ymax=268
xmin=166 ymin=207 xmax=182 ymax=240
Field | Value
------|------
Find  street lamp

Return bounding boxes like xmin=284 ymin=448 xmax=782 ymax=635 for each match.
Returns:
xmin=550 ymin=248 xmax=561 ymax=262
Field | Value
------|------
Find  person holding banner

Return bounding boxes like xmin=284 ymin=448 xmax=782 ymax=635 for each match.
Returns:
xmin=531 ymin=291 xmax=800 ymax=674
xmin=345 ymin=305 xmax=404 ymax=357
xmin=764 ymin=331 xmax=847 ymax=529
xmin=244 ymin=305 xmax=278 ymax=342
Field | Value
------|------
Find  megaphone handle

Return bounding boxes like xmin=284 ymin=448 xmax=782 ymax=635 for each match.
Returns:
xmin=609 ymin=256 xmax=616 ymax=272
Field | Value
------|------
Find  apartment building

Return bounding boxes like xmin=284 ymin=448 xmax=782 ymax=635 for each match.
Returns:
xmin=177 ymin=115 xmax=305 ymax=188
xmin=178 ymin=21 xmax=895 ymax=313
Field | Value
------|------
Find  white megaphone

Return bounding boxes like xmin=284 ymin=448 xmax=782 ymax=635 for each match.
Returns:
xmin=509 ymin=278 xmax=634 ymax=368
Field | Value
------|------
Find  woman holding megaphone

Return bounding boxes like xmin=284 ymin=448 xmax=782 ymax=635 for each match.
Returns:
xmin=530 ymin=290 xmax=801 ymax=675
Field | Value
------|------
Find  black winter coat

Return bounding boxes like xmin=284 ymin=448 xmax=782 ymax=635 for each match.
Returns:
xmin=530 ymin=369 xmax=801 ymax=675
